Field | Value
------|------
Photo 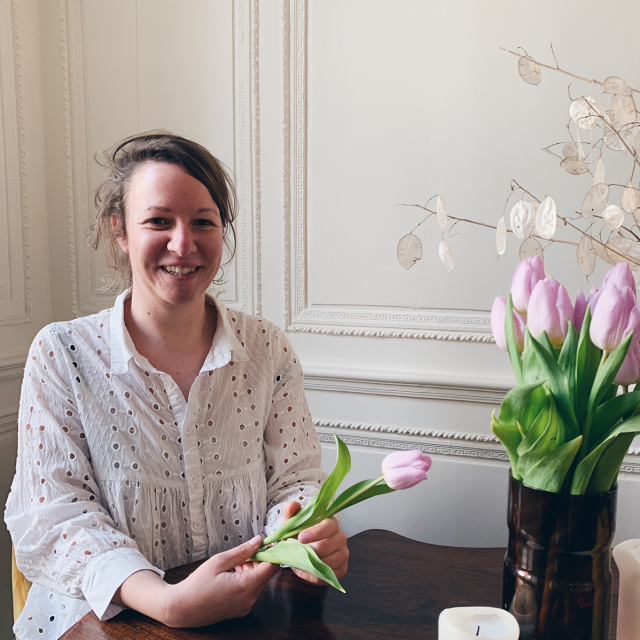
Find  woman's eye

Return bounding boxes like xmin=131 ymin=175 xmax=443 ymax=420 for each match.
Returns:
xmin=195 ymin=219 xmax=218 ymax=227
xmin=146 ymin=217 xmax=169 ymax=225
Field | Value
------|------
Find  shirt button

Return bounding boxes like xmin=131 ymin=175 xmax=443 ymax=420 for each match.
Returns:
xmin=193 ymin=522 xmax=201 ymax=530
xmin=190 ymin=475 xmax=198 ymax=484
xmin=185 ymin=427 xmax=192 ymax=435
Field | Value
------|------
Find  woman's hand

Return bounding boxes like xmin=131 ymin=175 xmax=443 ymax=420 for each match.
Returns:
xmin=117 ymin=536 xmax=279 ymax=628
xmin=282 ymin=500 xmax=349 ymax=585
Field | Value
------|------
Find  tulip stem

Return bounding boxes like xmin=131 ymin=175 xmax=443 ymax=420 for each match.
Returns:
xmin=265 ymin=475 xmax=389 ymax=545
xmin=599 ymin=350 xmax=610 ymax=370
xmin=326 ymin=476 xmax=386 ymax=520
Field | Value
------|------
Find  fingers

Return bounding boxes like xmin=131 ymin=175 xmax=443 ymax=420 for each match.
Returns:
xmin=214 ymin=535 xmax=264 ymax=573
xmin=316 ymin=548 xmax=349 ymax=575
xmin=237 ymin=557 xmax=280 ymax=587
xmin=282 ymin=500 xmax=301 ymax=523
xmin=305 ymin=529 xmax=347 ymax=558
xmin=298 ymin=516 xmax=340 ymax=544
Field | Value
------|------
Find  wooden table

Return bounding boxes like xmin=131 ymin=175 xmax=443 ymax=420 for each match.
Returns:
xmin=61 ymin=529 xmax=618 ymax=639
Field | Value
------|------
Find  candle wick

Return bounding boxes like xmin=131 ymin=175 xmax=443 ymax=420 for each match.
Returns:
xmin=476 ymin=626 xmax=480 ymax=636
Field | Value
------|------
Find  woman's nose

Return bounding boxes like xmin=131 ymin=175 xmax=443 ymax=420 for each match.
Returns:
xmin=166 ymin=223 xmax=196 ymax=256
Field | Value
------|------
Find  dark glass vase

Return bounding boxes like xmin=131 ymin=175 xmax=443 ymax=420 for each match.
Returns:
xmin=502 ymin=474 xmax=617 ymax=640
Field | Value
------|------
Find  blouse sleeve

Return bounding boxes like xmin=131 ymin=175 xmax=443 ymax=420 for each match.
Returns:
xmin=262 ymin=328 xmax=328 ymax=534
xmin=4 ymin=326 xmax=163 ymax=619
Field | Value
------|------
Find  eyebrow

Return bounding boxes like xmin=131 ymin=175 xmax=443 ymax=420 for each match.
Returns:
xmin=146 ymin=206 xmax=219 ymax=214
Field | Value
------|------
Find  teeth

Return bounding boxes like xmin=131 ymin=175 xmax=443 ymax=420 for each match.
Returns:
xmin=163 ymin=266 xmax=197 ymax=276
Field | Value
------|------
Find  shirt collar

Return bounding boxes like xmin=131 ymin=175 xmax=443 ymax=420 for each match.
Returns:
xmin=109 ymin=288 xmax=248 ymax=376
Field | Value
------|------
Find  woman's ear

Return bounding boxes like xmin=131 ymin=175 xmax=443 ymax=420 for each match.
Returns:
xmin=112 ymin=214 xmax=128 ymax=254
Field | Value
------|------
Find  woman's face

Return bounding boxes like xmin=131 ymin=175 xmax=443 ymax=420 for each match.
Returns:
xmin=117 ymin=161 xmax=224 ymax=307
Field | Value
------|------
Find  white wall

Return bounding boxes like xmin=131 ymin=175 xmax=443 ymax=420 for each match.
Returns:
xmin=2 ymin=0 xmax=640 ymax=637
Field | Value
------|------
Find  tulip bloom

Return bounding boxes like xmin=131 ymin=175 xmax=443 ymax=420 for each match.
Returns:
xmin=511 ymin=255 xmax=546 ymax=315
xmin=614 ymin=344 xmax=640 ymax=386
xmin=491 ymin=297 xmax=525 ymax=352
xmin=574 ymin=290 xmax=587 ymax=333
xmin=381 ymin=450 xmax=432 ymax=490
xmin=527 ymin=279 xmax=574 ymax=348
xmin=601 ymin=263 xmax=636 ymax=300
xmin=590 ymin=283 xmax=640 ymax=352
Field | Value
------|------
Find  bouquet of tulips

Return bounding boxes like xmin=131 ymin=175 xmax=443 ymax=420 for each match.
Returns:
xmin=251 ymin=432 xmax=431 ymax=590
xmin=491 ymin=256 xmax=640 ymax=495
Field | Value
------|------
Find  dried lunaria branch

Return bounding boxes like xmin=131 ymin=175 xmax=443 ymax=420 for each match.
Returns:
xmin=398 ymin=46 xmax=640 ymax=283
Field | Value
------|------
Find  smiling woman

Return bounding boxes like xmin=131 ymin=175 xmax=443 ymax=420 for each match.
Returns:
xmin=92 ymin=132 xmax=237 ymax=292
xmin=5 ymin=132 xmax=349 ymax=640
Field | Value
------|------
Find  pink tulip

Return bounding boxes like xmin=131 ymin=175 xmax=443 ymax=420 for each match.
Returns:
xmin=527 ymin=279 xmax=575 ymax=348
xmin=381 ymin=450 xmax=432 ymax=490
xmin=590 ymin=283 xmax=640 ymax=352
xmin=601 ymin=263 xmax=636 ymax=300
xmin=491 ymin=297 xmax=525 ymax=352
xmin=574 ymin=287 xmax=603 ymax=333
xmin=587 ymin=286 xmax=602 ymax=314
xmin=614 ymin=344 xmax=640 ymax=386
xmin=574 ymin=290 xmax=587 ymax=333
xmin=511 ymin=255 xmax=546 ymax=315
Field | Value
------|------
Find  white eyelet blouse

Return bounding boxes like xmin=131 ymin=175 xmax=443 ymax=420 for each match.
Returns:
xmin=5 ymin=289 xmax=326 ymax=640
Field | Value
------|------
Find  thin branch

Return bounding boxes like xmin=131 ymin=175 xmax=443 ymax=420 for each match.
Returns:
xmin=500 ymin=46 xmax=640 ymax=95
xmin=401 ymin=202 xmax=578 ymax=247
xmin=550 ymin=42 xmax=560 ymax=69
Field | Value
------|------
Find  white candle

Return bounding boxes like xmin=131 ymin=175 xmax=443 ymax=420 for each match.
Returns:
xmin=438 ymin=607 xmax=520 ymax=639
xmin=613 ymin=539 xmax=640 ymax=640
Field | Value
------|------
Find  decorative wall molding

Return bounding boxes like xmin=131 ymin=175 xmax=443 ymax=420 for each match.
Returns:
xmin=315 ymin=420 xmax=508 ymax=463
xmin=0 ymin=0 xmax=32 ymax=326
xmin=0 ymin=412 xmax=18 ymax=435
xmin=280 ymin=0 xmax=492 ymax=341
xmin=59 ymin=0 xmax=79 ymax=317
xmin=281 ymin=0 xmax=292 ymax=329
xmin=250 ymin=0 xmax=262 ymax=316
xmin=62 ymin=0 xmax=261 ymax=316
xmin=315 ymin=419 xmax=640 ymax=473
xmin=304 ymin=366 xmax=510 ymax=404
xmin=0 ymin=355 xmax=24 ymax=383
xmin=64 ymin=0 xmax=93 ymax=316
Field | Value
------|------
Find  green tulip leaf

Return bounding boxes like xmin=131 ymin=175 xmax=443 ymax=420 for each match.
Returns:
xmin=590 ymin=391 xmax=640 ymax=449
xmin=523 ymin=329 xmax=547 ymax=385
xmin=537 ymin=330 xmax=558 ymax=361
xmin=523 ymin=435 xmax=583 ymax=493
xmin=497 ymin=379 xmax=547 ymax=432
xmin=575 ymin=306 xmax=602 ymax=424
xmin=328 ymin=479 xmax=395 ymax=517
xmin=516 ymin=396 xmax=551 ymax=456
xmin=253 ymin=538 xmax=345 ymax=592
xmin=505 ymin=295 xmax=524 ymax=385
xmin=572 ymin=415 xmax=640 ymax=494
xmin=516 ymin=396 xmax=558 ymax=479
xmin=261 ymin=494 xmax=318 ymax=545
xmin=558 ymin=322 xmax=578 ymax=402
xmin=491 ymin=419 xmax=522 ymax=480
xmin=589 ymin=432 xmax=637 ymax=495
xmin=310 ymin=431 xmax=351 ymax=515
xmin=600 ymin=384 xmax=618 ymax=406
xmin=586 ymin=333 xmax=632 ymax=414
xmin=527 ymin=332 xmax=580 ymax=446
xmin=262 ymin=431 xmax=351 ymax=545
xmin=584 ymin=333 xmax=633 ymax=451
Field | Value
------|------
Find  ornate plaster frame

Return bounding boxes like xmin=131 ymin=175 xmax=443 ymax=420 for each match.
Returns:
xmin=0 ymin=0 xmax=32 ymax=326
xmin=281 ymin=0 xmax=491 ymax=341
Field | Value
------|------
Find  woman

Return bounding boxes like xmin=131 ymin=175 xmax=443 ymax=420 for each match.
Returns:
xmin=6 ymin=133 xmax=348 ymax=639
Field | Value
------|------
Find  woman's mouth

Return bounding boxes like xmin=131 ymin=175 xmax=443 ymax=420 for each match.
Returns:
xmin=161 ymin=265 xmax=199 ymax=276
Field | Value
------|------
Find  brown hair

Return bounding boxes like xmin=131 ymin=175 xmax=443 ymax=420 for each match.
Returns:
xmin=92 ymin=131 xmax=237 ymax=290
